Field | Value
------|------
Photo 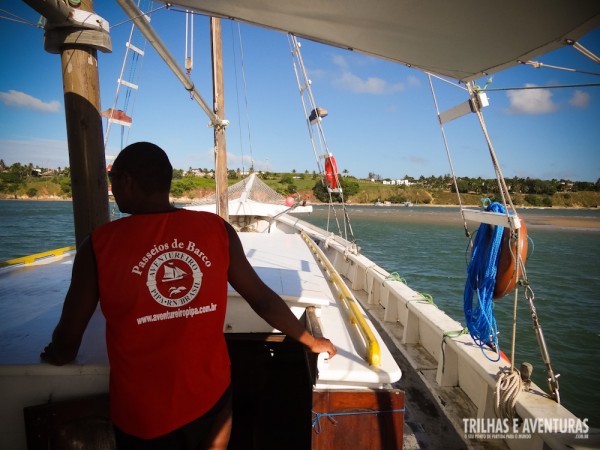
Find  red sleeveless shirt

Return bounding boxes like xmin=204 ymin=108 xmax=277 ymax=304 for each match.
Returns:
xmin=92 ymin=209 xmax=230 ymax=438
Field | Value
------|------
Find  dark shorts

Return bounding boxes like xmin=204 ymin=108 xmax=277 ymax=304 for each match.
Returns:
xmin=114 ymin=385 xmax=232 ymax=450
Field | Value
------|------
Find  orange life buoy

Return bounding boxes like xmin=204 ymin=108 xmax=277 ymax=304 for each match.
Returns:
xmin=324 ymin=155 xmax=338 ymax=189
xmin=493 ymin=220 xmax=528 ymax=300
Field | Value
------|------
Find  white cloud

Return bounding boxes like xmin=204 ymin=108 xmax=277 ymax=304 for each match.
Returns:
xmin=0 ymin=90 xmax=61 ymax=113
xmin=407 ymin=154 xmax=428 ymax=165
xmin=227 ymin=152 xmax=254 ymax=168
xmin=407 ymin=75 xmax=421 ymax=88
xmin=506 ymin=85 xmax=557 ymax=114
xmin=334 ymin=71 xmax=409 ymax=95
xmin=569 ymin=90 xmax=590 ymax=109
xmin=332 ymin=54 xmax=349 ymax=70
xmin=331 ymin=54 xmax=412 ymax=95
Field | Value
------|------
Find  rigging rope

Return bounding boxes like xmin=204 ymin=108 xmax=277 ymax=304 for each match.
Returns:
xmin=104 ymin=0 xmax=160 ymax=152
xmin=427 ymin=74 xmax=471 ymax=240
xmin=230 ymin=22 xmax=254 ymax=174
xmin=485 ymin=82 xmax=600 ymax=91
xmin=288 ymin=34 xmax=356 ymax=243
xmin=0 ymin=9 xmax=39 ymax=27
xmin=463 ymin=201 xmax=506 ymax=362
xmin=494 ymin=284 xmax=524 ymax=419
xmin=520 ymin=60 xmax=600 ymax=77
xmin=468 ymin=82 xmax=516 ymax=213
xmin=441 ymin=328 xmax=469 ymax=374
xmin=184 ymin=10 xmax=194 ymax=75
xmin=109 ymin=3 xmax=168 ymax=30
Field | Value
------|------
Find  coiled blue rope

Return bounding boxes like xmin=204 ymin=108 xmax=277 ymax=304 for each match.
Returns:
xmin=464 ymin=201 xmax=506 ymax=361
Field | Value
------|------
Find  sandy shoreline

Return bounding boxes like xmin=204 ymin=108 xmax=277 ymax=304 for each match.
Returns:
xmin=519 ymin=216 xmax=600 ymax=230
xmin=2 ymin=198 xmax=598 ymax=229
xmin=306 ymin=205 xmax=600 ymax=230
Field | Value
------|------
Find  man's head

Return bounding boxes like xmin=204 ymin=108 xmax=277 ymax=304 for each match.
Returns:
xmin=109 ymin=142 xmax=174 ymax=213
xmin=110 ymin=142 xmax=173 ymax=195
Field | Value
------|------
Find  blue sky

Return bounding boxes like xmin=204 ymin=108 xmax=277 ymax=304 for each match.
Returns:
xmin=1 ymin=3 xmax=599 ymax=181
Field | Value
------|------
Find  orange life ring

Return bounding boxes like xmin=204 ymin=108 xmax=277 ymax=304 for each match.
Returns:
xmin=493 ymin=220 xmax=528 ymax=300
xmin=324 ymin=155 xmax=338 ymax=189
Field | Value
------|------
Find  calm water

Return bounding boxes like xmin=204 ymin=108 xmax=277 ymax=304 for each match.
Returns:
xmin=1 ymin=200 xmax=599 ymax=426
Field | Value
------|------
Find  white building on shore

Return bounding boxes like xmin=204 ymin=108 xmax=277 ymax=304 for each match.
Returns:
xmin=382 ymin=179 xmax=412 ymax=186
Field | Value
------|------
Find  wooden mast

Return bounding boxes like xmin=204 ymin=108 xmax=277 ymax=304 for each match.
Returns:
xmin=210 ymin=17 xmax=229 ymax=221
xmin=23 ymin=0 xmax=110 ymax=247
xmin=60 ymin=0 xmax=109 ymax=247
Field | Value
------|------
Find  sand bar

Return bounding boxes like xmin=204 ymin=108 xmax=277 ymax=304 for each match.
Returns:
xmin=305 ymin=205 xmax=600 ymax=230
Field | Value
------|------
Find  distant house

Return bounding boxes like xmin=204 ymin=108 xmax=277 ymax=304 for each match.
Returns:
xmin=382 ymin=179 xmax=412 ymax=186
xmin=188 ymin=169 xmax=206 ymax=177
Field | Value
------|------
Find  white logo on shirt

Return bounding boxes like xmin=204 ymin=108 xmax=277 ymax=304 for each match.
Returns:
xmin=146 ymin=251 xmax=203 ymax=307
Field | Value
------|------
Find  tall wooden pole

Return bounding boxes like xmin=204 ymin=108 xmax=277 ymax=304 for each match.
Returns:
xmin=210 ymin=17 xmax=229 ymax=221
xmin=60 ymin=0 xmax=109 ymax=247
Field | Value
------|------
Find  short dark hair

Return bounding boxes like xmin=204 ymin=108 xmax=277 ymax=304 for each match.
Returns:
xmin=112 ymin=142 xmax=173 ymax=194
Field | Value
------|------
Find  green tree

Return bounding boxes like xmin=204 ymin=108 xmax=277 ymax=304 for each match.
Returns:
xmin=312 ymin=177 xmax=359 ymax=202
xmin=59 ymin=178 xmax=72 ymax=196
xmin=279 ymin=174 xmax=294 ymax=184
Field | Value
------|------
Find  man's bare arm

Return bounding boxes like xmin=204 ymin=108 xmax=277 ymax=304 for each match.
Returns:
xmin=41 ymin=236 xmax=100 ymax=365
xmin=225 ymin=222 xmax=336 ymax=358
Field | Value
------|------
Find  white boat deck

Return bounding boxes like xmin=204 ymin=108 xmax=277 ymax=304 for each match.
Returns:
xmin=0 ymin=252 xmax=106 ymax=367
xmin=0 ymin=231 xmax=402 ymax=449
xmin=228 ymin=232 xmax=402 ymax=388
xmin=229 ymin=232 xmax=332 ymax=307
xmin=0 ymin=230 xmax=401 ymax=379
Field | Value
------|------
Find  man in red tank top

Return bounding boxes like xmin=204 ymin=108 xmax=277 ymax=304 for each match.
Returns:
xmin=41 ymin=142 xmax=336 ymax=449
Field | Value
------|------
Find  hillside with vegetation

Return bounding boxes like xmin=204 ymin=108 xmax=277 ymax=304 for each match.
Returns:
xmin=1 ymin=161 xmax=599 ymax=208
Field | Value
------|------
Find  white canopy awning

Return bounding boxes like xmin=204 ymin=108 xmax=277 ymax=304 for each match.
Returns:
xmin=159 ymin=0 xmax=599 ymax=82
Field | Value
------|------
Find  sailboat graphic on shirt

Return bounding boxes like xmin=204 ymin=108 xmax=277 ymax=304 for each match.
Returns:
xmin=146 ymin=252 xmax=203 ymax=306
xmin=162 ymin=262 xmax=188 ymax=297
xmin=163 ymin=262 xmax=187 ymax=281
